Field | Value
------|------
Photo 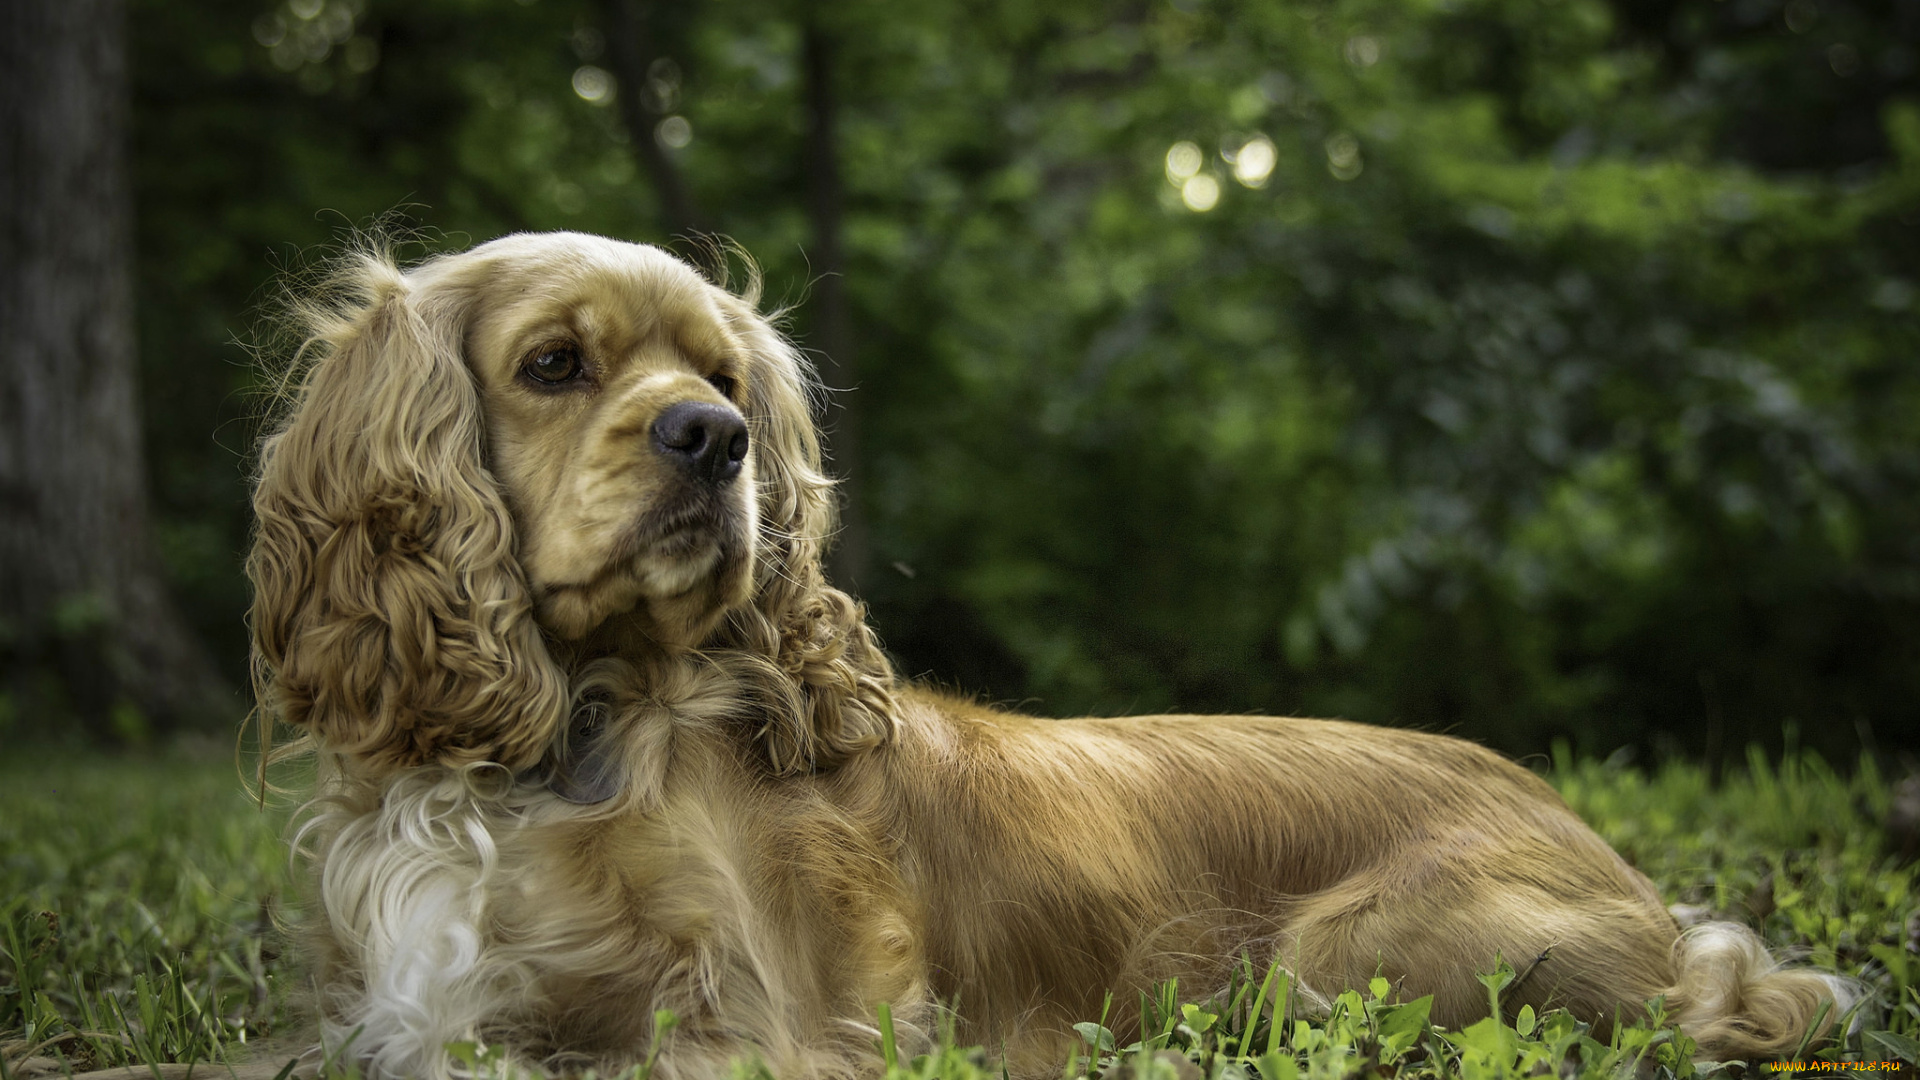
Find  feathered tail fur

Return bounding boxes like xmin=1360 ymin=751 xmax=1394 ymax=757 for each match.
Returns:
xmin=1669 ymin=922 xmax=1856 ymax=1060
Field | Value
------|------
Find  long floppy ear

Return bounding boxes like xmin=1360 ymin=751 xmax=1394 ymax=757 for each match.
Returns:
xmin=713 ymin=285 xmax=896 ymax=775
xmin=248 ymin=251 xmax=567 ymax=776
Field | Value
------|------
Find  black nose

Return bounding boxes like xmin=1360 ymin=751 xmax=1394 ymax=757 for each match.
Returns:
xmin=651 ymin=400 xmax=748 ymax=484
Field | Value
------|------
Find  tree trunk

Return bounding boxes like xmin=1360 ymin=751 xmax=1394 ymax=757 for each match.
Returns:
xmin=0 ymin=0 xmax=230 ymax=740
xmin=600 ymin=0 xmax=706 ymax=238
xmin=801 ymin=15 xmax=869 ymax=593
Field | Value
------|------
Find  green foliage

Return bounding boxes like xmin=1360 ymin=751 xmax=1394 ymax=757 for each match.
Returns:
xmin=1036 ymin=962 xmax=1703 ymax=1080
xmin=124 ymin=0 xmax=1920 ymax=759
xmin=865 ymin=955 xmax=1859 ymax=1080
xmin=4 ymin=747 xmax=1919 ymax=1077
xmin=0 ymin=750 xmax=298 ymax=1072
xmin=1557 ymin=739 xmax=1915 ymax=999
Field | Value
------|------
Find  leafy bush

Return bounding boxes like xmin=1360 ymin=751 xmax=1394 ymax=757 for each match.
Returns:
xmin=123 ymin=0 xmax=1920 ymax=758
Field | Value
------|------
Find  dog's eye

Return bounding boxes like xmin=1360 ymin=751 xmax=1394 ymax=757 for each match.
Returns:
xmin=707 ymin=373 xmax=739 ymax=399
xmin=525 ymin=347 xmax=584 ymax=385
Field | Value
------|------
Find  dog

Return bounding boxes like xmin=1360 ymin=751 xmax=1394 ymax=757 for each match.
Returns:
xmin=247 ymin=231 xmax=1846 ymax=1079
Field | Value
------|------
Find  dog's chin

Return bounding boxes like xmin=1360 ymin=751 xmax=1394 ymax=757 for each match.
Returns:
xmin=536 ymin=536 xmax=753 ymax=646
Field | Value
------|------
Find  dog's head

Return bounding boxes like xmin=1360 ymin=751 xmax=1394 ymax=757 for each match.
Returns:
xmin=249 ymin=232 xmax=892 ymax=777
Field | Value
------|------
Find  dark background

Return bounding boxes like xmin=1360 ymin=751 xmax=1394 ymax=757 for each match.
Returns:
xmin=6 ymin=0 xmax=1918 ymax=764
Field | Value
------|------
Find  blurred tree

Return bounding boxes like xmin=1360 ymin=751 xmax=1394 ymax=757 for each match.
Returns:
xmin=1609 ymin=0 xmax=1917 ymax=171
xmin=601 ymin=0 xmax=705 ymax=235
xmin=0 ymin=0 xmax=230 ymax=741
xmin=799 ymin=12 xmax=869 ymax=591
xmin=124 ymin=0 xmax=1920 ymax=762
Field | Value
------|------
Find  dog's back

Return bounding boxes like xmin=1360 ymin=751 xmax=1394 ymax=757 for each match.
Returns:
xmin=874 ymin=689 xmax=1843 ymax=1066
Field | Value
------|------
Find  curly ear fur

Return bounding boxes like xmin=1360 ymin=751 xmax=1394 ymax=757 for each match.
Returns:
xmin=711 ymin=285 xmax=896 ymax=774
xmin=249 ymin=249 xmax=567 ymax=776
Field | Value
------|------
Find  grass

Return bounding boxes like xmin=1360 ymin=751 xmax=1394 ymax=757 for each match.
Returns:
xmin=0 ymin=746 xmax=300 ymax=1076
xmin=3 ymin=738 xmax=1918 ymax=1079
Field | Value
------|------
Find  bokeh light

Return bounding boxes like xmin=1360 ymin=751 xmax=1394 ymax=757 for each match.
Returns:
xmin=1325 ymin=132 xmax=1362 ymax=180
xmin=656 ymin=115 xmax=693 ymax=149
xmin=1233 ymin=135 xmax=1276 ymax=188
xmin=254 ymin=1 xmax=368 ymax=79
xmin=1165 ymin=141 xmax=1203 ymax=185
xmin=572 ymin=66 xmax=614 ymax=105
xmin=1181 ymin=174 xmax=1221 ymax=212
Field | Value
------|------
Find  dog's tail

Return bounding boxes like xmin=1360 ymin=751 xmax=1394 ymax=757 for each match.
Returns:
xmin=1666 ymin=921 xmax=1856 ymax=1060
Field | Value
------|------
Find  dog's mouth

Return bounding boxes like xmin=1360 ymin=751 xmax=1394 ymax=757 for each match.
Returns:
xmin=534 ymin=492 xmax=754 ymax=642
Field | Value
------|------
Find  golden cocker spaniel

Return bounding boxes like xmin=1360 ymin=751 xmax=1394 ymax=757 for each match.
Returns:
xmin=248 ymin=232 xmax=1844 ymax=1080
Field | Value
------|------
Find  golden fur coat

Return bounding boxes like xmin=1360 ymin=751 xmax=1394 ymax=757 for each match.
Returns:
xmin=247 ymin=232 xmax=1845 ymax=1079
